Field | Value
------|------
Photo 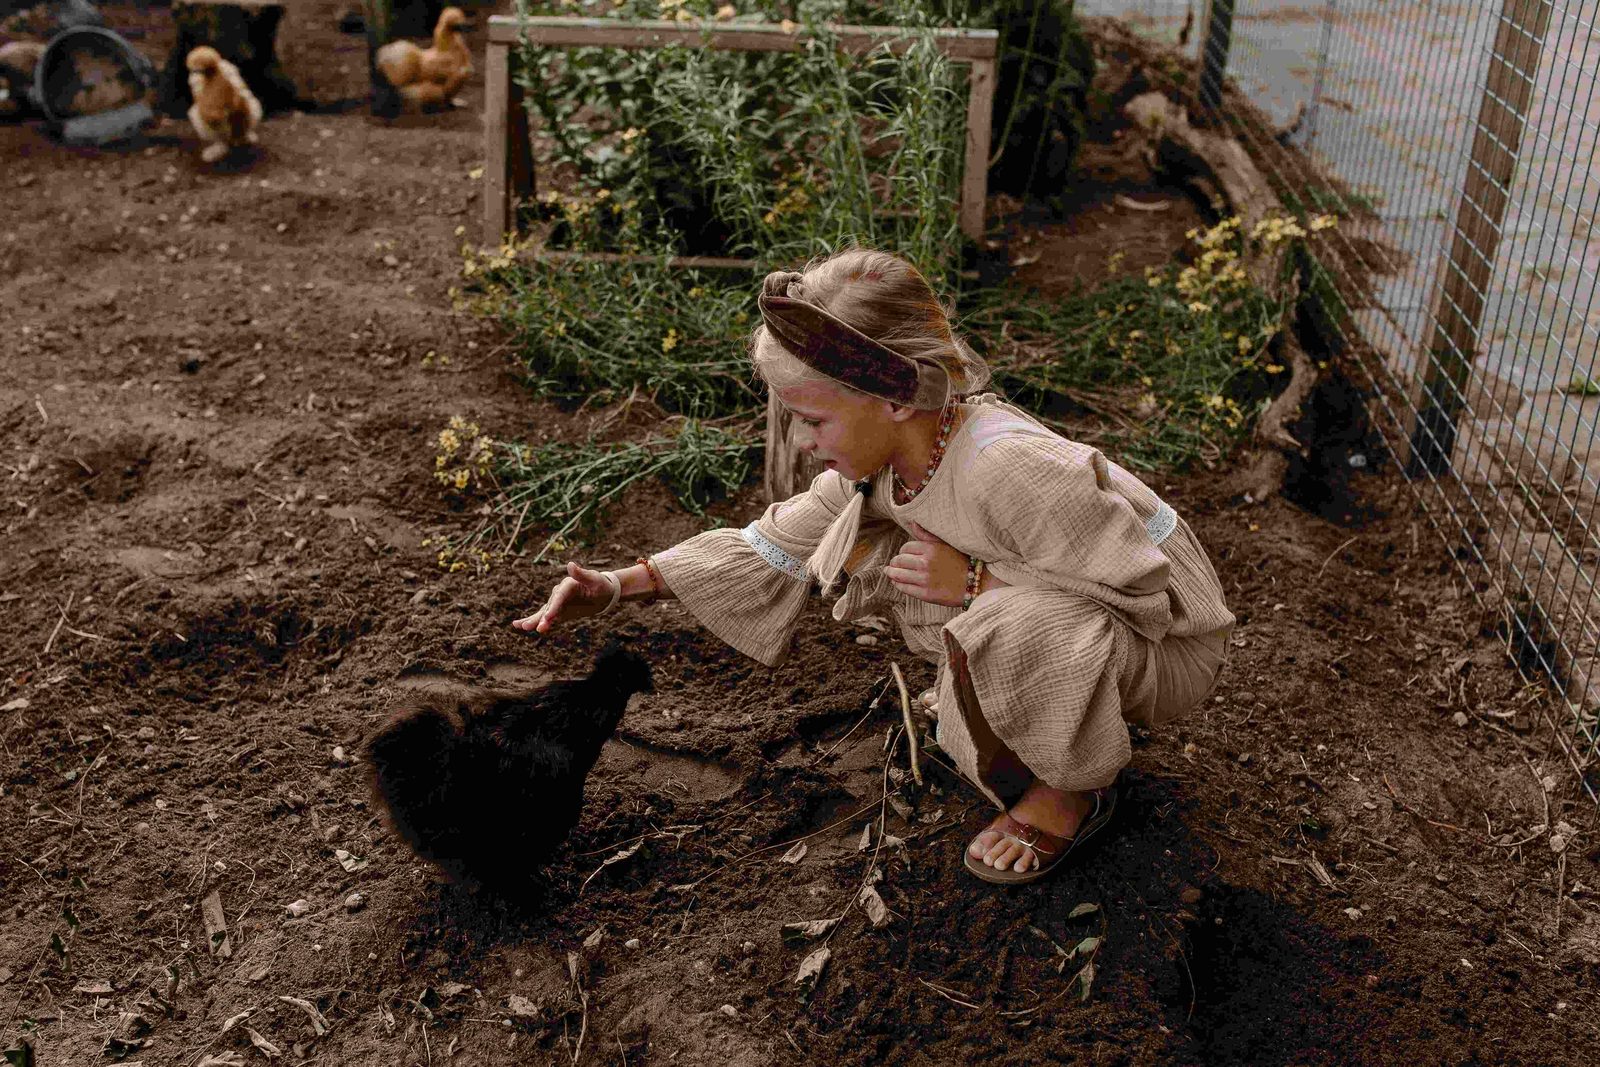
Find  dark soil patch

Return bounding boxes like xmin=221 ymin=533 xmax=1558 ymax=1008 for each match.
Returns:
xmin=2 ymin=5 xmax=1597 ymax=1066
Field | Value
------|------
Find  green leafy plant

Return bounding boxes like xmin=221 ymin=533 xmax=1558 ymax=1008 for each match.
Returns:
xmin=966 ymin=217 xmax=1299 ymax=471
xmin=441 ymin=418 xmax=761 ymax=565
xmin=512 ymin=0 xmax=970 ymax=272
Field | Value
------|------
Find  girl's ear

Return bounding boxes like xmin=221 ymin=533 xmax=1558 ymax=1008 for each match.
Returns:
xmin=886 ymin=402 xmax=918 ymax=423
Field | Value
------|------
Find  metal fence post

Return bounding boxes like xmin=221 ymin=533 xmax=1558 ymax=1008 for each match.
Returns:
xmin=1197 ymin=0 xmax=1236 ymax=115
xmin=1406 ymin=0 xmax=1554 ymax=475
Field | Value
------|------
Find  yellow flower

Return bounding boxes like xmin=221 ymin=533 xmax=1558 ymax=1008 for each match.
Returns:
xmin=1310 ymin=214 xmax=1338 ymax=232
xmin=1187 ymin=302 xmax=1212 ymax=314
xmin=662 ymin=329 xmax=679 ymax=353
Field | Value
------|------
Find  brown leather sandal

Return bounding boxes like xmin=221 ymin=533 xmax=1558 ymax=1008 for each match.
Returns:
xmin=963 ymin=785 xmax=1118 ymax=885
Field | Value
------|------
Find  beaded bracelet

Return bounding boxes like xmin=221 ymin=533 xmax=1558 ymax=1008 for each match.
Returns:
xmin=961 ymin=556 xmax=985 ymax=611
xmin=636 ymin=556 xmax=663 ymax=605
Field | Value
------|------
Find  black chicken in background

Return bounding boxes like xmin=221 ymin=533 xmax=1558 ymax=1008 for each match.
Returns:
xmin=974 ymin=0 xmax=1095 ymax=205
xmin=364 ymin=641 xmax=654 ymax=898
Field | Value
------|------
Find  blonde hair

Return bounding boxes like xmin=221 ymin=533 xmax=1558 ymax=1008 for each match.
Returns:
xmin=750 ymin=248 xmax=990 ymax=401
xmin=753 ymin=249 xmax=990 ymax=595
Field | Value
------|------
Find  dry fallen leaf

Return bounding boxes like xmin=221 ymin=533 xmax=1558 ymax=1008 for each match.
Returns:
xmin=201 ymin=890 xmax=232 ymax=958
xmin=581 ymin=840 xmax=642 ymax=893
xmin=333 ymin=849 xmax=368 ymax=873
xmin=0 ymin=698 xmax=29 ymax=712
xmin=73 ymin=979 xmax=113 ymax=995
xmin=795 ymin=946 xmax=830 ymax=988
xmin=779 ymin=842 xmax=808 ymax=864
xmin=244 ymin=1026 xmax=283 ymax=1059
xmin=1068 ymin=902 xmax=1100 ymax=919
xmin=781 ymin=918 xmax=839 ymax=943
xmin=507 ymin=993 xmax=541 ymax=1018
xmin=858 ymin=885 xmax=891 ymax=928
xmin=220 ymin=1008 xmax=255 ymax=1033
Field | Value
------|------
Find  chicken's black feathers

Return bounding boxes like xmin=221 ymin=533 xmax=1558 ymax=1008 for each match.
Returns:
xmin=363 ymin=642 xmax=653 ymax=897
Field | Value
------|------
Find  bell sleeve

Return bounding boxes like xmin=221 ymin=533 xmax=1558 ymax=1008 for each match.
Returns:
xmin=651 ymin=469 xmax=857 ymax=667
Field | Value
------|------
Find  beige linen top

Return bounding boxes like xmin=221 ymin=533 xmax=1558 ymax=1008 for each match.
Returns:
xmin=653 ymin=395 xmax=1232 ymax=669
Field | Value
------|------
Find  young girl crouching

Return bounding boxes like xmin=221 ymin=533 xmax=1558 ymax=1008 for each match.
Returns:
xmin=514 ymin=248 xmax=1235 ymax=885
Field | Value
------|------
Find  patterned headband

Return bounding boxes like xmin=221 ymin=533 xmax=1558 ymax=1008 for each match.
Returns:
xmin=758 ymin=294 xmax=950 ymax=410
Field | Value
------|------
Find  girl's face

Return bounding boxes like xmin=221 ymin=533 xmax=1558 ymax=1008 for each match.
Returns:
xmin=777 ymin=380 xmax=900 ymax=481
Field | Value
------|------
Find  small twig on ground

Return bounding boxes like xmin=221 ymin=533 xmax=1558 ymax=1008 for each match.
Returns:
xmin=823 ymin=726 xmax=901 ymax=948
xmin=1477 ymin=751 xmax=1555 ymax=850
xmin=1382 ymin=773 xmax=1467 ymax=833
xmin=669 ymin=793 xmax=905 ymax=891
xmin=917 ymin=978 xmax=981 ymax=1010
xmin=1316 ymin=536 xmax=1360 ymax=580
xmin=889 ymin=662 xmax=922 ymax=786
xmin=816 ymin=676 xmax=891 ymax=763
xmin=42 ymin=591 xmax=74 ymax=655
xmin=570 ymin=969 xmax=589 ymax=1065
xmin=1521 ymin=751 xmax=1553 ymax=833
xmin=1555 ymin=850 xmax=1568 ymax=938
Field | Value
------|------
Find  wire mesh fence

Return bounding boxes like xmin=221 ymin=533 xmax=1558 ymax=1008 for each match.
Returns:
xmin=1076 ymin=0 xmax=1600 ymax=797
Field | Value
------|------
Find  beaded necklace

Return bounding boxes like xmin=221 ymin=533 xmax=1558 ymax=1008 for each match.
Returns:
xmin=891 ymin=400 xmax=959 ymax=505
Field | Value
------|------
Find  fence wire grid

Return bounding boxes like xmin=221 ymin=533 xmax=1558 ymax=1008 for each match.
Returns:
xmin=1076 ymin=0 xmax=1600 ymax=798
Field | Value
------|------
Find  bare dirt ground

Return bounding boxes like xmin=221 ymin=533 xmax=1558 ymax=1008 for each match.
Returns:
xmin=3 ymin=4 xmax=1599 ymax=1065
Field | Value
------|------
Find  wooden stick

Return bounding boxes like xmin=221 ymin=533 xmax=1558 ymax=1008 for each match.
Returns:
xmin=1404 ymin=0 xmax=1554 ymax=474
xmin=482 ymin=40 xmax=513 ymax=246
xmin=42 ymin=592 xmax=73 ymax=656
xmin=960 ymin=56 xmax=995 ymax=240
xmin=889 ymin=661 xmax=921 ymax=786
xmin=488 ymin=16 xmax=999 ymax=60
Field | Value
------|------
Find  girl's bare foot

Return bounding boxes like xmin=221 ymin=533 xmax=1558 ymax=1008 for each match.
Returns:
xmin=968 ymin=779 xmax=1097 ymax=873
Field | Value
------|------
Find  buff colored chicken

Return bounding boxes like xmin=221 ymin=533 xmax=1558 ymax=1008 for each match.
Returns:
xmin=185 ymin=46 xmax=261 ymax=163
xmin=374 ymin=6 xmax=471 ymax=113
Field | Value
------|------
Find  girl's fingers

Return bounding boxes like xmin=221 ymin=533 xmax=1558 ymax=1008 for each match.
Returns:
xmin=884 ymin=566 xmax=928 ymax=592
xmin=884 ymin=562 xmax=927 ymax=584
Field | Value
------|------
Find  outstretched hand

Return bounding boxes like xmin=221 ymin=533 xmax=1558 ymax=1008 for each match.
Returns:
xmin=512 ymin=561 xmax=615 ymax=635
xmin=884 ymin=522 xmax=970 ymax=607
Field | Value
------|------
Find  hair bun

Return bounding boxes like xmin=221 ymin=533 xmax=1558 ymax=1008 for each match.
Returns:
xmin=762 ymin=270 xmax=805 ymax=299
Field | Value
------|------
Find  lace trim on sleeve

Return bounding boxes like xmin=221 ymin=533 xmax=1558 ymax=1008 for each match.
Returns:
xmin=1147 ymin=501 xmax=1178 ymax=546
xmin=741 ymin=522 xmax=808 ymax=581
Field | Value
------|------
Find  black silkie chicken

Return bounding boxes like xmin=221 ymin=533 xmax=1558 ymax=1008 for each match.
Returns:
xmin=364 ymin=642 xmax=653 ymax=895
